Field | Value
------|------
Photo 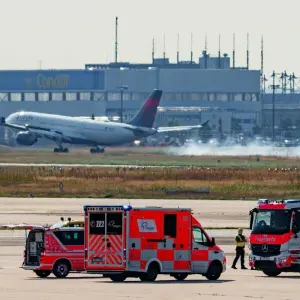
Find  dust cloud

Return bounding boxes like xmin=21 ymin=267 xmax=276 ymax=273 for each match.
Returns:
xmin=166 ymin=140 xmax=300 ymax=157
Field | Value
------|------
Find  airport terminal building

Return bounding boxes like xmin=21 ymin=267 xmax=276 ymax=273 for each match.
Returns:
xmin=0 ymin=52 xmax=298 ymax=143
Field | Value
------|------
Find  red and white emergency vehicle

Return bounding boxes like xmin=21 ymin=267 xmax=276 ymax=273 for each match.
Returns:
xmin=249 ymin=199 xmax=300 ymax=277
xmin=1 ymin=221 xmax=85 ymax=278
xmin=83 ymin=205 xmax=226 ymax=282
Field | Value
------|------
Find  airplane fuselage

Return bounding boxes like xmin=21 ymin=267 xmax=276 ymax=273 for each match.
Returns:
xmin=5 ymin=111 xmax=155 ymax=147
xmin=1 ymin=90 xmax=205 ymax=152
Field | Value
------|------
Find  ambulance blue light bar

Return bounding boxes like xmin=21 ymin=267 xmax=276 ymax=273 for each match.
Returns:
xmin=83 ymin=205 xmax=132 ymax=212
xmin=284 ymin=200 xmax=300 ymax=204
xmin=257 ymin=199 xmax=284 ymax=204
xmin=257 ymin=199 xmax=300 ymax=205
xmin=123 ymin=205 xmax=132 ymax=211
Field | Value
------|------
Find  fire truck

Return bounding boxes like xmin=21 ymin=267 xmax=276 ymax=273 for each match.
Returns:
xmin=83 ymin=205 xmax=226 ymax=282
xmin=1 ymin=220 xmax=85 ymax=278
xmin=249 ymin=199 xmax=300 ymax=277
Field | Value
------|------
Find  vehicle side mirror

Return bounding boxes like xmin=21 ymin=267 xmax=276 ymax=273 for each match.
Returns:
xmin=249 ymin=213 xmax=253 ymax=230
xmin=211 ymin=237 xmax=216 ymax=247
xmin=292 ymin=224 xmax=298 ymax=234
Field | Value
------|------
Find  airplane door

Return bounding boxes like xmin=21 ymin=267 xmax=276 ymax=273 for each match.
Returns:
xmin=191 ymin=227 xmax=210 ymax=274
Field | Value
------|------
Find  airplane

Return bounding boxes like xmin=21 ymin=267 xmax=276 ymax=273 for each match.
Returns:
xmin=0 ymin=89 xmax=209 ymax=154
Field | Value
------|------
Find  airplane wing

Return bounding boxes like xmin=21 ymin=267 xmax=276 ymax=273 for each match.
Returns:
xmin=0 ymin=117 xmax=72 ymax=142
xmin=156 ymin=120 xmax=209 ymax=133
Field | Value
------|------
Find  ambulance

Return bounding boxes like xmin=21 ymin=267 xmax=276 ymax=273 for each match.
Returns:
xmin=83 ymin=205 xmax=226 ymax=282
xmin=249 ymin=199 xmax=300 ymax=277
xmin=1 ymin=222 xmax=85 ymax=278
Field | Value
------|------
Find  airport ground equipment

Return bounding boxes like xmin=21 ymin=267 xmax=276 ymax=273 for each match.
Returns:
xmin=83 ymin=205 xmax=226 ymax=282
xmin=1 ymin=222 xmax=85 ymax=278
xmin=249 ymin=199 xmax=300 ymax=276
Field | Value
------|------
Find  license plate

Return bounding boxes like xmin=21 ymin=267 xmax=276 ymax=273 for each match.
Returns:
xmin=260 ymin=257 xmax=274 ymax=261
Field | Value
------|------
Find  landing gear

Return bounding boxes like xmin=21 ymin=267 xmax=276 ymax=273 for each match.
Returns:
xmin=53 ymin=140 xmax=69 ymax=153
xmin=54 ymin=147 xmax=69 ymax=153
xmin=90 ymin=147 xmax=105 ymax=154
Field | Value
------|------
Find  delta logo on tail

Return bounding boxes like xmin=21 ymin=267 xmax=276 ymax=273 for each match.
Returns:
xmin=128 ymin=90 xmax=162 ymax=128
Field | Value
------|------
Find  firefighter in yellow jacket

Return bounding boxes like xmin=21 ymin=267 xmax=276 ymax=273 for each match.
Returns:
xmin=231 ymin=228 xmax=248 ymax=269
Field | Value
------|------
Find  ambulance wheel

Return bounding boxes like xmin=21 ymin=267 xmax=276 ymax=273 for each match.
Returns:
xmin=205 ymin=262 xmax=222 ymax=280
xmin=109 ymin=274 xmax=127 ymax=282
xmin=139 ymin=263 xmax=159 ymax=282
xmin=262 ymin=270 xmax=281 ymax=277
xmin=53 ymin=260 xmax=70 ymax=278
xmin=173 ymin=273 xmax=188 ymax=281
xmin=34 ymin=270 xmax=51 ymax=278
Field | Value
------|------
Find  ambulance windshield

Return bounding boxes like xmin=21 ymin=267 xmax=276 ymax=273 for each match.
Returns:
xmin=252 ymin=210 xmax=291 ymax=234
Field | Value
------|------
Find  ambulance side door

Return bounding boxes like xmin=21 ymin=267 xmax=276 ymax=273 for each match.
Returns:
xmin=290 ymin=210 xmax=300 ymax=262
xmin=191 ymin=226 xmax=210 ymax=274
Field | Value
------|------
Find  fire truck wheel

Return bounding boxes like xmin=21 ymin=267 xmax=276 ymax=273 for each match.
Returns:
xmin=205 ymin=262 xmax=222 ymax=280
xmin=53 ymin=260 xmax=70 ymax=278
xmin=139 ymin=263 xmax=159 ymax=282
xmin=173 ymin=273 xmax=188 ymax=281
xmin=262 ymin=270 xmax=281 ymax=277
xmin=34 ymin=270 xmax=51 ymax=278
xmin=109 ymin=274 xmax=127 ymax=282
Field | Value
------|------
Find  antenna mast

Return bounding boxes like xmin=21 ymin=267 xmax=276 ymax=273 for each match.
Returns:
xmin=204 ymin=34 xmax=208 ymax=69
xmin=260 ymin=35 xmax=265 ymax=93
xmin=190 ymin=33 xmax=193 ymax=64
xmin=247 ymin=33 xmax=249 ymax=69
xmin=218 ymin=34 xmax=221 ymax=69
xmin=115 ymin=16 xmax=118 ymax=63
xmin=233 ymin=33 xmax=235 ymax=69
xmin=152 ymin=38 xmax=155 ymax=63
xmin=163 ymin=33 xmax=166 ymax=60
xmin=177 ymin=33 xmax=179 ymax=63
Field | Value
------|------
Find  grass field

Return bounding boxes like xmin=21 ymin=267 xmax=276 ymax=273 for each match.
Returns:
xmin=1 ymin=164 xmax=300 ymax=199
xmin=1 ymin=146 xmax=300 ymax=168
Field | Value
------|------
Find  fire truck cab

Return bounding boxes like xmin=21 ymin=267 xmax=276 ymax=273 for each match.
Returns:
xmin=249 ymin=199 xmax=300 ymax=277
xmin=84 ymin=205 xmax=226 ymax=282
xmin=21 ymin=224 xmax=84 ymax=278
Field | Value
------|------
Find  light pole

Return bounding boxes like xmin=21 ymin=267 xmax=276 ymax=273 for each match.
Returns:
xmin=270 ymin=71 xmax=280 ymax=143
xmin=117 ymin=85 xmax=128 ymax=123
xmin=271 ymin=71 xmax=275 ymax=143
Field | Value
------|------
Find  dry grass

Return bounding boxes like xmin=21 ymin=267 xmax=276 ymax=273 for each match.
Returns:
xmin=1 ymin=165 xmax=300 ymax=199
xmin=1 ymin=146 xmax=300 ymax=167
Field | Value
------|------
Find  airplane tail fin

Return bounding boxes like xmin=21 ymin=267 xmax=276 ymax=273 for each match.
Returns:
xmin=127 ymin=89 xmax=162 ymax=128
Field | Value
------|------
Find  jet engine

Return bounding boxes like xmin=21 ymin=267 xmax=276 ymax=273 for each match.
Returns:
xmin=15 ymin=131 xmax=38 ymax=146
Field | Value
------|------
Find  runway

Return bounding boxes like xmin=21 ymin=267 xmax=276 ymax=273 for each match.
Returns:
xmin=1 ymin=197 xmax=299 ymax=299
xmin=0 ymin=163 xmax=175 ymax=168
xmin=0 ymin=198 xmax=255 ymax=228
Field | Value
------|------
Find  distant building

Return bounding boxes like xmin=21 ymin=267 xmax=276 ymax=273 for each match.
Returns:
xmin=0 ymin=52 xmax=270 ymax=143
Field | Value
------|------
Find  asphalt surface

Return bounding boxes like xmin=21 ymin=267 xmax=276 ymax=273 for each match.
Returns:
xmin=1 ymin=197 xmax=299 ymax=299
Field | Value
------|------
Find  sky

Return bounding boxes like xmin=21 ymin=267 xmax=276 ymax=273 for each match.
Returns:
xmin=0 ymin=0 xmax=299 ymax=79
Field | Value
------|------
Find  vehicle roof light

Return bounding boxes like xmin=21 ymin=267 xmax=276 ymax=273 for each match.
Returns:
xmin=284 ymin=199 xmax=300 ymax=204
xmin=123 ymin=205 xmax=132 ymax=211
xmin=257 ymin=199 xmax=286 ymax=205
